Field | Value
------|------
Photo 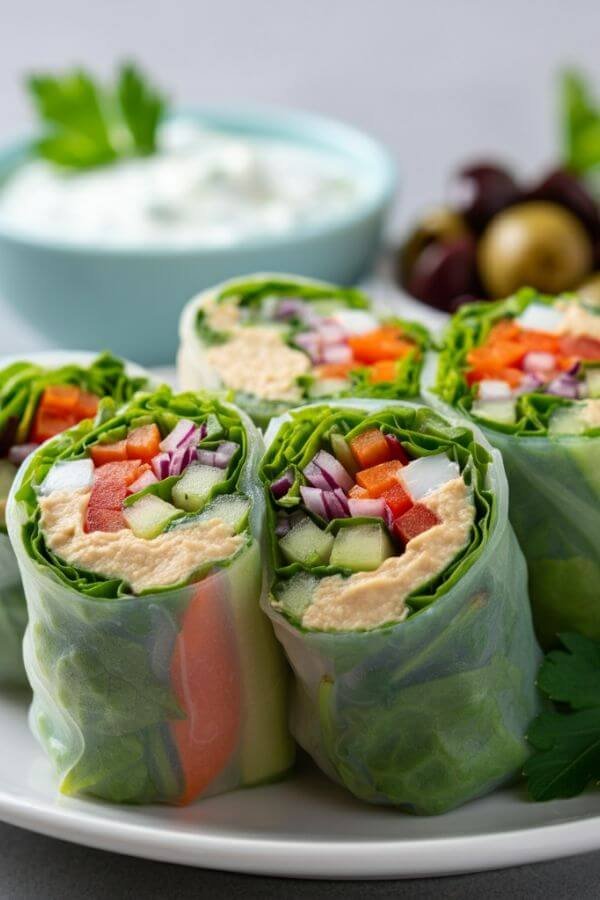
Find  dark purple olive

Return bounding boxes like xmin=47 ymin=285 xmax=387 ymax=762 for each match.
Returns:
xmin=526 ymin=168 xmax=600 ymax=241
xmin=448 ymin=163 xmax=521 ymax=232
xmin=398 ymin=206 xmax=469 ymax=285
xmin=407 ymin=237 xmax=480 ymax=311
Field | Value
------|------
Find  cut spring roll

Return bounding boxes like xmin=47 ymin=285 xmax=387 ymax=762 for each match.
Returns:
xmin=0 ymin=351 xmax=149 ymax=686
xmin=260 ymin=401 xmax=540 ymax=815
xmin=177 ymin=273 xmax=429 ymax=428
xmin=429 ymin=288 xmax=600 ymax=648
xmin=7 ymin=386 xmax=293 ymax=803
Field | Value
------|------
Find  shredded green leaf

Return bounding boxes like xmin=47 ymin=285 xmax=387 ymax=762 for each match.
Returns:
xmin=524 ymin=633 xmax=600 ymax=800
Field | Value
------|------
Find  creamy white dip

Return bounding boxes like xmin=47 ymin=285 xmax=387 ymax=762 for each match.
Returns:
xmin=0 ymin=120 xmax=368 ymax=247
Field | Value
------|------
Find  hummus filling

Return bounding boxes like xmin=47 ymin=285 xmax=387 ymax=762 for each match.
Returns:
xmin=302 ymin=477 xmax=475 ymax=631
xmin=205 ymin=324 xmax=311 ymax=401
xmin=39 ymin=488 xmax=244 ymax=594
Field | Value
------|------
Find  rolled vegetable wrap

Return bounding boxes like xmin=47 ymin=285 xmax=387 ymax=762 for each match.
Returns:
xmin=178 ymin=273 xmax=429 ymax=428
xmin=0 ymin=351 xmax=149 ymax=686
xmin=260 ymin=401 xmax=540 ymax=815
xmin=430 ymin=288 xmax=600 ymax=648
xmin=7 ymin=386 xmax=293 ymax=804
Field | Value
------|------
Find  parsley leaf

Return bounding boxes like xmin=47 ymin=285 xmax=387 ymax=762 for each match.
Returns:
xmin=117 ymin=62 xmax=165 ymax=156
xmin=524 ymin=632 xmax=600 ymax=801
xmin=28 ymin=71 xmax=117 ymax=169
xmin=561 ymin=69 xmax=600 ymax=176
xmin=27 ymin=62 xmax=166 ymax=170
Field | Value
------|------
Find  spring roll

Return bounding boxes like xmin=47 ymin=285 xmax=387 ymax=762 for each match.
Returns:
xmin=0 ymin=351 xmax=149 ymax=686
xmin=429 ymin=288 xmax=600 ymax=647
xmin=7 ymin=386 xmax=293 ymax=803
xmin=178 ymin=273 xmax=429 ymax=428
xmin=260 ymin=400 xmax=541 ymax=815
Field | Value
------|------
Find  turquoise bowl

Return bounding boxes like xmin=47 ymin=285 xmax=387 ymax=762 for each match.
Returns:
xmin=0 ymin=108 xmax=396 ymax=365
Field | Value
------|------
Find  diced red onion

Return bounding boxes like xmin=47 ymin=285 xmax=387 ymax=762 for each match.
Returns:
xmin=348 ymin=497 xmax=386 ymax=519
xmin=317 ymin=320 xmax=347 ymax=345
xmin=8 ymin=443 xmax=38 ymax=465
xmin=159 ymin=419 xmax=198 ymax=453
xmin=275 ymin=298 xmax=307 ymax=320
xmin=197 ymin=449 xmax=216 ymax=466
xmin=215 ymin=441 xmax=238 ymax=468
xmin=151 ymin=452 xmax=171 ymax=479
xmin=514 ymin=374 xmax=543 ymax=396
xmin=321 ymin=343 xmax=353 ymax=364
xmin=300 ymin=485 xmax=328 ymax=519
xmin=311 ymin=450 xmax=354 ymax=492
xmin=127 ymin=469 xmax=159 ymax=495
xmin=522 ymin=351 xmax=556 ymax=375
xmin=169 ymin=445 xmax=198 ymax=476
xmin=303 ymin=459 xmax=331 ymax=490
xmin=293 ymin=331 xmax=321 ymax=363
xmin=275 ymin=510 xmax=305 ymax=536
xmin=323 ymin=490 xmax=349 ymax=520
xmin=567 ymin=361 xmax=582 ymax=377
xmin=271 ymin=468 xmax=294 ymax=499
xmin=546 ymin=374 xmax=581 ymax=399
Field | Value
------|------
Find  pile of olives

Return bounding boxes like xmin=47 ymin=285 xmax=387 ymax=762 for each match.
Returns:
xmin=398 ymin=163 xmax=600 ymax=311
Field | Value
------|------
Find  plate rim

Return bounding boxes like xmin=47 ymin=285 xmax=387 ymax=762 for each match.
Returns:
xmin=1 ymin=781 xmax=599 ymax=879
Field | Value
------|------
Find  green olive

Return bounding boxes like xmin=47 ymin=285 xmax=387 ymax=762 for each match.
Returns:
xmin=576 ymin=271 xmax=600 ymax=308
xmin=400 ymin=207 xmax=469 ymax=283
xmin=477 ymin=201 xmax=593 ymax=297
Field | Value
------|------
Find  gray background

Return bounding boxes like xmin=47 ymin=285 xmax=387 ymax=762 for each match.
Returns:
xmin=1 ymin=0 xmax=599 ymax=352
xmin=1 ymin=0 xmax=600 ymax=894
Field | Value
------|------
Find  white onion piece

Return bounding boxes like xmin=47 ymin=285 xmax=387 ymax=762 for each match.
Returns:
xmin=317 ymin=320 xmax=347 ymax=345
xmin=516 ymin=303 xmax=564 ymax=333
xmin=522 ymin=351 xmax=556 ymax=374
xmin=478 ymin=379 xmax=513 ymax=401
xmin=39 ymin=459 xmax=94 ymax=496
xmin=348 ymin=497 xmax=386 ymax=519
xmin=321 ymin=343 xmax=353 ymax=364
xmin=330 ymin=310 xmax=378 ymax=335
xmin=400 ymin=455 xmax=460 ymax=500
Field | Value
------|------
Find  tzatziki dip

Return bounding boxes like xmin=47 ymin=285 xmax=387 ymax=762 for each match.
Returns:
xmin=0 ymin=120 xmax=370 ymax=248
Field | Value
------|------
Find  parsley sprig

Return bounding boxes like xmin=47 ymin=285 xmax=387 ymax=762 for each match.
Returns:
xmin=524 ymin=633 xmax=600 ymax=801
xmin=27 ymin=62 xmax=166 ymax=170
xmin=561 ymin=69 xmax=600 ymax=177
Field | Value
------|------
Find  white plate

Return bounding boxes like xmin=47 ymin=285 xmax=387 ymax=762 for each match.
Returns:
xmin=0 ymin=689 xmax=599 ymax=879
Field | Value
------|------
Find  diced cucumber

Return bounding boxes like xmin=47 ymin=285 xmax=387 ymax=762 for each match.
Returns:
xmin=123 ymin=494 xmax=184 ymax=539
xmin=548 ymin=404 xmax=588 ymax=436
xmin=585 ymin=368 xmax=600 ymax=399
xmin=273 ymin=572 xmax=318 ymax=619
xmin=471 ymin=399 xmax=516 ymax=424
xmin=330 ymin=522 xmax=393 ymax=572
xmin=330 ymin=432 xmax=358 ymax=476
xmin=171 ymin=463 xmax=226 ymax=512
xmin=279 ymin=517 xmax=334 ymax=566
xmin=168 ymin=493 xmax=250 ymax=534
xmin=307 ymin=378 xmax=348 ymax=399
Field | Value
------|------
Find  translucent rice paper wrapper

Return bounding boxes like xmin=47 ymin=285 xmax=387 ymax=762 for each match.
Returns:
xmin=263 ymin=400 xmax=541 ymax=815
xmin=423 ymin=355 xmax=600 ymax=649
xmin=0 ymin=351 xmax=152 ymax=688
xmin=7 ymin=401 xmax=293 ymax=804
